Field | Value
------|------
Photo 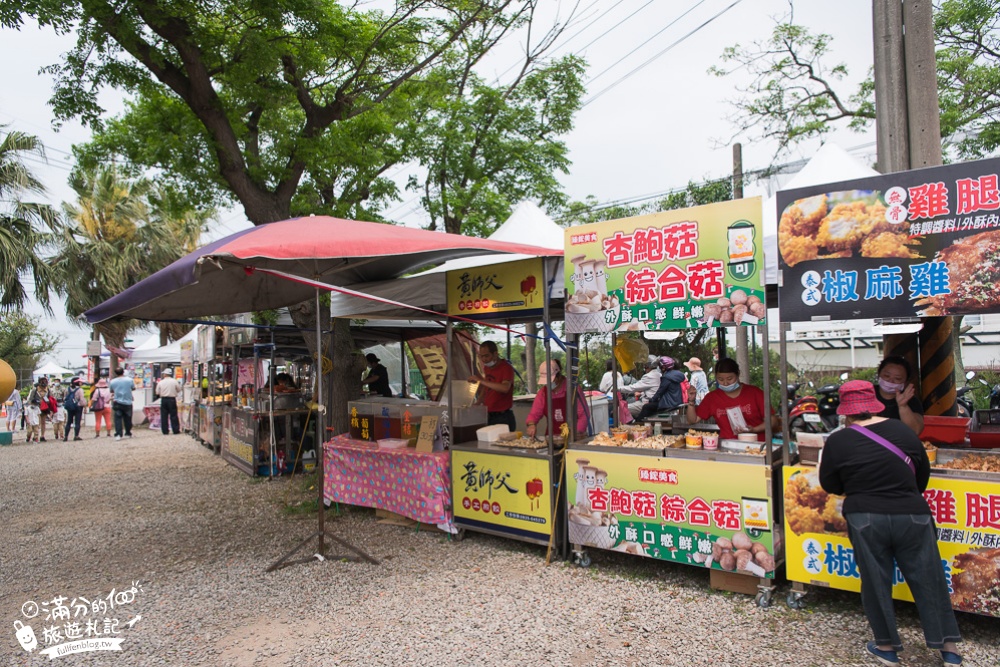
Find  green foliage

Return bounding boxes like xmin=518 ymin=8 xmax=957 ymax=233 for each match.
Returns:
xmin=711 ymin=0 xmax=1000 ymax=163
xmin=0 ymin=126 xmax=60 ymax=311
xmin=561 ymin=178 xmax=733 ymax=227
xmin=0 ymin=312 xmax=59 ymax=385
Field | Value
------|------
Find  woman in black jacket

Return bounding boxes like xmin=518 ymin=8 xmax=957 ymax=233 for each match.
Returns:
xmin=819 ymin=380 xmax=962 ymax=666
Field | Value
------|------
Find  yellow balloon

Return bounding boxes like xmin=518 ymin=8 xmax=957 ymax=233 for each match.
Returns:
xmin=0 ymin=360 xmax=15 ymax=400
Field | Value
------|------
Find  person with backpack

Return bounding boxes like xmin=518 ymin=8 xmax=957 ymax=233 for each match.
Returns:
xmin=62 ymin=377 xmax=85 ymax=441
xmin=634 ymin=356 xmax=686 ymax=423
xmin=89 ymin=378 xmax=113 ymax=438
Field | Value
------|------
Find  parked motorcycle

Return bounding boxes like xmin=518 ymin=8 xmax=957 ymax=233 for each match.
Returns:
xmin=956 ymin=371 xmax=990 ymax=418
xmin=991 ymin=382 xmax=1000 ymax=411
xmin=788 ymin=381 xmax=827 ymax=434
xmin=814 ymin=372 xmax=848 ymax=430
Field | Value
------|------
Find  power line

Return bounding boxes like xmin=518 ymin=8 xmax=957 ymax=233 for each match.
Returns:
xmin=565 ymin=0 xmax=657 ymax=56
xmin=584 ymin=0 xmax=709 ymax=86
xmin=583 ymin=0 xmax=746 ymax=106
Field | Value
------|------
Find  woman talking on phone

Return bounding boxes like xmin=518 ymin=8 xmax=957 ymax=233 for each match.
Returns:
xmin=872 ymin=356 xmax=924 ymax=435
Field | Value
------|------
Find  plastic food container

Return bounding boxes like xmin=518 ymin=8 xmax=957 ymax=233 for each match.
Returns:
xmin=377 ymin=438 xmax=410 ymax=449
xmin=702 ymin=434 xmax=718 ymax=450
xmin=737 ymin=432 xmax=758 ymax=443
xmin=919 ymin=415 xmax=970 ymax=446
xmin=685 ymin=434 xmax=703 ymax=449
xmin=476 ymin=425 xmax=510 ymax=442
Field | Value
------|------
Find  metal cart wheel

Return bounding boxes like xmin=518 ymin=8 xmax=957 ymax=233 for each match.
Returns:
xmin=451 ymin=528 xmax=466 ymax=542
xmin=755 ymin=589 xmax=773 ymax=608
xmin=573 ymin=551 xmax=592 ymax=568
xmin=786 ymin=590 xmax=807 ymax=610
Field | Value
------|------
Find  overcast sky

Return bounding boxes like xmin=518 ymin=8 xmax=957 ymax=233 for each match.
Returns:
xmin=1 ymin=0 xmax=877 ymax=366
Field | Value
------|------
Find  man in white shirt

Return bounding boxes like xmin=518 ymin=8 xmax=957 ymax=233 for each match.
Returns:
xmin=155 ymin=369 xmax=182 ymax=435
xmin=620 ymin=356 xmax=662 ymax=418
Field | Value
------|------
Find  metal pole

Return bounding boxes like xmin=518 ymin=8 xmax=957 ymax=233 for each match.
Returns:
xmin=315 ymin=288 xmax=325 ymax=557
xmin=399 ymin=332 xmax=407 ymax=398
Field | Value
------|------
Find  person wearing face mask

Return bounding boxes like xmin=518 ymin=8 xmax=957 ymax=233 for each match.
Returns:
xmin=686 ymin=358 xmax=778 ymax=441
xmin=872 ymin=356 xmax=924 ymax=435
xmin=525 ymin=359 xmax=588 ymax=439
xmin=468 ymin=341 xmax=516 ymax=432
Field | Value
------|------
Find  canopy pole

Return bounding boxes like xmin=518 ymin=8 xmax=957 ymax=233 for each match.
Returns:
xmin=267 ymin=287 xmax=377 ymax=571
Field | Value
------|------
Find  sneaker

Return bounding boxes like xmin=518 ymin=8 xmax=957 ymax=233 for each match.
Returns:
xmin=114 ymin=435 xmax=122 ymax=441
xmin=95 ymin=433 xmax=100 ymax=438
xmin=941 ymin=651 xmax=963 ymax=665
xmin=39 ymin=437 xmax=46 ymax=442
xmin=866 ymin=642 xmax=899 ymax=666
xmin=74 ymin=436 xmax=83 ymax=441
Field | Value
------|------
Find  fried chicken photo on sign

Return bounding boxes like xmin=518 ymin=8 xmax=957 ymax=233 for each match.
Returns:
xmin=815 ymin=201 xmax=874 ymax=252
xmin=779 ymin=234 xmax=821 ymax=267
xmin=861 ymin=232 xmax=921 ymax=259
xmin=950 ymin=548 xmax=1000 ymax=615
xmin=918 ymin=229 xmax=1000 ymax=316
xmin=779 ymin=194 xmax=827 ymax=267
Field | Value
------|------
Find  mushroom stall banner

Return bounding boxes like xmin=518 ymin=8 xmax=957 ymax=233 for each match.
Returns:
xmin=776 ymin=156 xmax=1000 ymax=323
xmin=563 ymin=198 xmax=765 ymax=334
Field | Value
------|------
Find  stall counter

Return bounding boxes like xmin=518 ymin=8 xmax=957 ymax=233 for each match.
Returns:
xmin=783 ymin=454 xmax=1000 ymax=618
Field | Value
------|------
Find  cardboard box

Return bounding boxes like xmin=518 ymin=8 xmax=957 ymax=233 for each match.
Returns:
xmin=710 ymin=569 xmax=761 ymax=595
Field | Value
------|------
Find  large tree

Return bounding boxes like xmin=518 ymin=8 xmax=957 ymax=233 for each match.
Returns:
xmin=0 ymin=312 xmax=59 ymax=386
xmin=2 ymin=0 xmax=582 ymax=431
xmin=0 ymin=126 xmax=59 ymax=311
xmin=709 ymin=0 xmax=1000 ymax=163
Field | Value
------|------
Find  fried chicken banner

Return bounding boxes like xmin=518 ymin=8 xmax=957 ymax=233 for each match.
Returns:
xmin=783 ymin=466 xmax=1000 ymax=617
xmin=563 ymin=198 xmax=766 ymax=334
xmin=777 ymin=156 xmax=1000 ymax=322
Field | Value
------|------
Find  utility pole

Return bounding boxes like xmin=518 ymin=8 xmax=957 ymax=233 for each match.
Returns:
xmin=872 ymin=0 xmax=955 ymax=415
xmin=733 ymin=143 xmax=750 ymax=383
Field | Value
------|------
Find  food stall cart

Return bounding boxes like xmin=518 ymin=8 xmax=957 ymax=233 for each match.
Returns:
xmin=218 ymin=316 xmax=317 ymax=477
xmin=776 ymin=156 xmax=1000 ymax=618
xmin=445 ymin=257 xmax=565 ymax=547
xmin=194 ymin=324 xmax=225 ymax=453
xmin=561 ymin=198 xmax=784 ymax=604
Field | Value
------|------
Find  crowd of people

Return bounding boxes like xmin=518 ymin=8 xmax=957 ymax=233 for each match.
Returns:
xmin=4 ymin=367 xmax=143 ymax=442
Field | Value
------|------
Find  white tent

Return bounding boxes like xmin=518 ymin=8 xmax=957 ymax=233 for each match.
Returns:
xmin=329 ymin=201 xmax=566 ymax=319
xmin=129 ymin=328 xmax=199 ymax=364
xmin=33 ymin=361 xmax=76 ymax=379
xmin=763 ymin=143 xmax=880 ymax=285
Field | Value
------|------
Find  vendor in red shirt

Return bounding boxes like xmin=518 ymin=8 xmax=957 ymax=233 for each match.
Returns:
xmin=468 ymin=341 xmax=516 ymax=432
xmin=525 ymin=359 xmax=588 ymax=439
xmin=686 ymin=358 xmax=778 ymax=442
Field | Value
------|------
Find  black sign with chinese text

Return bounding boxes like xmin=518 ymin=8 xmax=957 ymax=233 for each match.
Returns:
xmin=776 ymin=157 xmax=1000 ymax=322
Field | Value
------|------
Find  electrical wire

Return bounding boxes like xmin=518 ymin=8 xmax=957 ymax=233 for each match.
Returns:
xmin=583 ymin=0 xmax=746 ymax=106
xmin=585 ymin=0 xmax=709 ymax=85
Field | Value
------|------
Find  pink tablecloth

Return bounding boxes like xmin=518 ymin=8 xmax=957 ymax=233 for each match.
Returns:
xmin=323 ymin=434 xmax=451 ymax=525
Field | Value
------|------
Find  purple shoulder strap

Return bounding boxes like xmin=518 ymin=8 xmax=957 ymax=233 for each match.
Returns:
xmin=849 ymin=423 xmax=916 ymax=475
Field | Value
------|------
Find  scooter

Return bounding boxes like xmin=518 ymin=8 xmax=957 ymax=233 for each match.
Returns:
xmin=955 ymin=371 xmax=990 ymax=418
xmin=787 ymin=382 xmax=827 ymax=434
xmin=814 ymin=372 xmax=848 ymax=430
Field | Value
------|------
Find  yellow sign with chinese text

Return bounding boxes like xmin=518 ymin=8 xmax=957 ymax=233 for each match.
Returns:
xmin=783 ymin=465 xmax=1000 ymax=617
xmin=446 ymin=258 xmax=544 ymax=318
xmin=452 ymin=449 xmax=551 ymax=540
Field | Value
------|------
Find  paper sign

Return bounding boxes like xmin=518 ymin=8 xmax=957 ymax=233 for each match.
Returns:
xmin=415 ymin=415 xmax=438 ymax=452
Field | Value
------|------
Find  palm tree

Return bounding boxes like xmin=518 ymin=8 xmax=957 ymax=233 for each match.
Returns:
xmin=0 ymin=126 xmax=60 ymax=311
xmin=50 ymin=165 xmax=212 ymax=360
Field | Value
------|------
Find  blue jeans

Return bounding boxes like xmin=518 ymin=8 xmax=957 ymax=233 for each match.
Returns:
xmin=846 ymin=512 xmax=961 ymax=650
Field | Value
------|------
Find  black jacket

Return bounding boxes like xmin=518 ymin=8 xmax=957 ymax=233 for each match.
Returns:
xmin=649 ymin=369 xmax=686 ymax=411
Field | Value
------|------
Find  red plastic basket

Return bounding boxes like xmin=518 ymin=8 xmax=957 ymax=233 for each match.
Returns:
xmin=969 ymin=410 xmax=1000 ymax=449
xmin=918 ymin=416 xmax=969 ymax=446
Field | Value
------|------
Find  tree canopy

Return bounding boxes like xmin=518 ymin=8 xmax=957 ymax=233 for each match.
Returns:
xmin=709 ymin=0 xmax=1000 ymax=163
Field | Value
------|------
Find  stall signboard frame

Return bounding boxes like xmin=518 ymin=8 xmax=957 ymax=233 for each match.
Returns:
xmin=451 ymin=449 xmax=552 ymax=544
xmin=446 ymin=257 xmax=545 ymax=320
xmin=566 ymin=449 xmax=777 ymax=575
xmin=784 ymin=465 xmax=1000 ymax=617
xmin=221 ymin=408 xmax=255 ymax=475
xmin=563 ymin=198 xmax=765 ymax=333
xmin=776 ymin=156 xmax=1000 ymax=323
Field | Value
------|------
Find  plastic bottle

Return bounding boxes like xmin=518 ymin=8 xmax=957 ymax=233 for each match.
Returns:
xmin=653 ymin=421 xmax=662 ymax=437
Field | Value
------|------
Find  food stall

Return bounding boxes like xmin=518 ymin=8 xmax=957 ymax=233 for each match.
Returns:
xmin=776 ymin=156 xmax=1000 ymax=617
xmin=561 ymin=198 xmax=784 ymax=604
xmin=194 ymin=324 xmax=225 ymax=453
xmin=217 ymin=315 xmax=317 ymax=477
xmin=445 ymin=257 xmax=565 ymax=547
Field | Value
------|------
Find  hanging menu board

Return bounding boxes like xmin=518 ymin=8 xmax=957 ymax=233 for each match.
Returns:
xmin=776 ymin=156 xmax=1000 ymax=323
xmin=563 ymin=198 xmax=765 ymax=333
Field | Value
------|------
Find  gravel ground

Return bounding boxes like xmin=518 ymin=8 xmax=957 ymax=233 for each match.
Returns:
xmin=1 ymin=427 xmax=998 ymax=667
